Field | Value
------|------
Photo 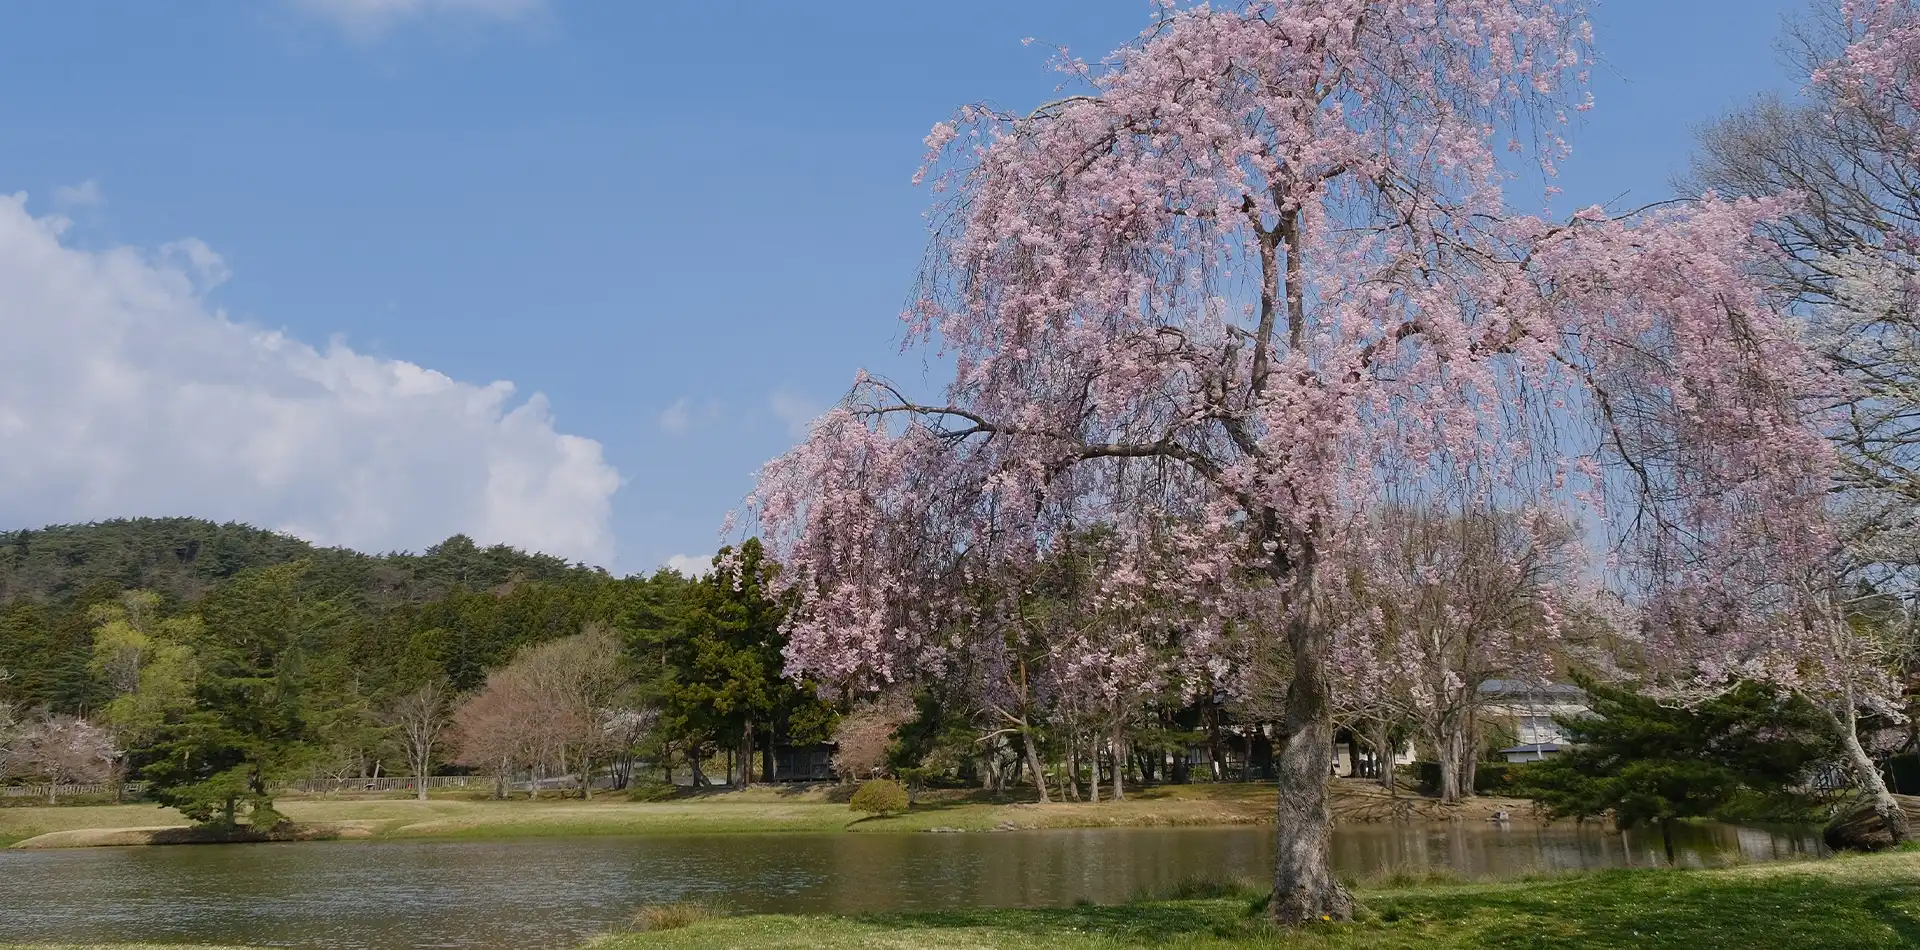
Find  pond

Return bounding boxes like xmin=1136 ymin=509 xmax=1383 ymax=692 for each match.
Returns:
xmin=0 ymin=822 xmax=1824 ymax=949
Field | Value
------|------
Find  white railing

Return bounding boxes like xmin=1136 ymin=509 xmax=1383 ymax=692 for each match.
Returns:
xmin=288 ymin=775 xmax=483 ymax=794
xmin=0 ymin=782 xmax=137 ymax=798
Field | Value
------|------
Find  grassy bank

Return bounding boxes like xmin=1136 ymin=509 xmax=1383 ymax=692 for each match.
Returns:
xmin=586 ymin=850 xmax=1920 ymax=950
xmin=1 ymin=781 xmax=1529 ymax=848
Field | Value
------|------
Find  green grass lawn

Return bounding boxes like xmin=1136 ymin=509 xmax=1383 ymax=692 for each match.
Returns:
xmin=585 ymin=850 xmax=1920 ymax=950
xmin=0 ymin=783 xmax=1290 ymax=847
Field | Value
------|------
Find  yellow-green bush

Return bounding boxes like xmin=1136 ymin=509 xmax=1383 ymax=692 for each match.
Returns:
xmin=848 ymin=779 xmax=909 ymax=816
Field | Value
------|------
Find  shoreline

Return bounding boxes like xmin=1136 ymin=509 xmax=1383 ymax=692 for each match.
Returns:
xmin=2 ymin=781 xmax=1539 ymax=850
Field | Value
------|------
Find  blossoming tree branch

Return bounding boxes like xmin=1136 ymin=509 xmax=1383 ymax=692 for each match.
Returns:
xmin=745 ymin=0 xmax=1874 ymax=925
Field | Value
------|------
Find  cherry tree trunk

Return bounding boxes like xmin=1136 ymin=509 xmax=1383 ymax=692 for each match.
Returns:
xmin=1458 ymin=720 xmax=1479 ymax=799
xmin=1021 ymin=730 xmax=1051 ymax=804
xmin=1110 ymin=723 xmax=1126 ymax=802
xmin=1087 ymin=735 xmax=1101 ymax=804
xmin=1434 ymin=726 xmax=1465 ymax=805
xmin=1368 ymin=720 xmax=1398 ymax=797
xmin=1268 ymin=590 xmax=1354 ymax=924
xmin=1834 ymin=704 xmax=1910 ymax=844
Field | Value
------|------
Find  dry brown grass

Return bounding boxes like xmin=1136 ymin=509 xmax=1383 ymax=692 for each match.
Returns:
xmin=631 ymin=903 xmax=725 ymax=931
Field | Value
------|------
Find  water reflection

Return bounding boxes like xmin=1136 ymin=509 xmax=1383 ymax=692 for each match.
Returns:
xmin=0 ymin=822 xmax=1825 ymax=950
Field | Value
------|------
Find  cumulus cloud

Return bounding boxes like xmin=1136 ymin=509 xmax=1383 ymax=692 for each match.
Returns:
xmin=664 ymin=553 xmax=713 ymax=578
xmin=0 ymin=194 xmax=620 ymax=565
xmin=52 ymin=180 xmax=104 ymax=209
xmin=292 ymin=0 xmax=544 ymax=36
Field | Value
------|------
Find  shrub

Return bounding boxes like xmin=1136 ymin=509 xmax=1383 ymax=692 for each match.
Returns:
xmin=625 ymin=782 xmax=677 ymax=803
xmin=1474 ymin=762 xmax=1517 ymax=794
xmin=1413 ymin=761 xmax=1441 ymax=795
xmin=849 ymin=779 xmax=909 ymax=816
xmin=631 ymin=902 xmax=719 ymax=931
xmin=1413 ymin=759 xmax=1518 ymax=795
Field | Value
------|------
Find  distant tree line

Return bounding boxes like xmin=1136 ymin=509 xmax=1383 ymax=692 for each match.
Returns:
xmin=0 ymin=519 xmax=838 ymax=825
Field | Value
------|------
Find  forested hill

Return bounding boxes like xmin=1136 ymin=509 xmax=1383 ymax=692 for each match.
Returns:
xmin=0 ymin=517 xmax=595 ymax=604
xmin=0 ymin=517 xmax=687 ymax=714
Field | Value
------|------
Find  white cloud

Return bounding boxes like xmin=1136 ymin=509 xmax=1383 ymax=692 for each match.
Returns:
xmin=0 ymin=193 xmax=620 ymax=566
xmin=657 ymin=397 xmax=693 ymax=435
xmin=767 ymin=387 xmax=823 ymax=438
xmin=657 ymin=396 xmax=721 ymax=436
xmin=664 ymin=553 xmax=713 ymax=578
xmin=292 ymin=0 xmax=544 ymax=36
xmin=52 ymin=180 xmax=104 ymax=209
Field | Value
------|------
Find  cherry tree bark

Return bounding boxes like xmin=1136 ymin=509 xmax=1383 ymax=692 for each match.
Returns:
xmin=1020 ymin=730 xmax=1051 ymax=804
xmin=1271 ymin=565 xmax=1353 ymax=923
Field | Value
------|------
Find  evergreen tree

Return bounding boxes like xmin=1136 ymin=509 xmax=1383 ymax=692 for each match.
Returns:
xmin=139 ymin=563 xmax=342 ymax=827
xmin=658 ymin=541 xmax=835 ymax=785
xmin=1517 ymin=677 xmax=1839 ymax=863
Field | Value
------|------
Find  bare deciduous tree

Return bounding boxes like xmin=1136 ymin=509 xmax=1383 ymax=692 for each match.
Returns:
xmin=17 ymin=714 xmax=118 ymax=803
xmin=1330 ymin=508 xmax=1577 ymax=803
xmin=450 ymin=627 xmax=630 ymax=800
xmin=0 ymin=694 xmax=18 ymax=782
xmin=383 ymin=679 xmax=453 ymax=802
xmin=450 ymin=670 xmax=539 ymax=800
xmin=601 ymin=703 xmax=656 ymax=791
xmin=514 ymin=626 xmax=628 ymax=799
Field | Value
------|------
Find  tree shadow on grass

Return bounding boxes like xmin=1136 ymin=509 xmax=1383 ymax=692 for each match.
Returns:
xmin=852 ymin=901 xmax=1245 ymax=944
xmin=1370 ymin=867 xmax=1920 ymax=950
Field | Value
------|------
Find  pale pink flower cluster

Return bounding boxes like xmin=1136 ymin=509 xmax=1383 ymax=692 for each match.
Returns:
xmin=1823 ymin=0 xmax=1920 ymax=160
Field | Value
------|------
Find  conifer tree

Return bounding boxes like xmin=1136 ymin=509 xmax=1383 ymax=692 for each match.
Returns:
xmin=1519 ymin=678 xmax=1839 ymax=863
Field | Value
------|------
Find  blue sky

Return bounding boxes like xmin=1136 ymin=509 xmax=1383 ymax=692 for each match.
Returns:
xmin=0 ymin=0 xmax=1812 ymax=575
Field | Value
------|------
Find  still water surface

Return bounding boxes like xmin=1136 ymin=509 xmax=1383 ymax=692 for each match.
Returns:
xmin=0 ymin=822 xmax=1823 ymax=949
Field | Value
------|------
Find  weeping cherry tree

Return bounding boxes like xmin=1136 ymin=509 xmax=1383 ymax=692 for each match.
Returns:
xmin=747 ymin=0 xmax=1835 ymax=924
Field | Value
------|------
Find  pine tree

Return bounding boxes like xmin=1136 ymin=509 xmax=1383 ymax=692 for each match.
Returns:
xmin=1517 ymin=677 xmax=1839 ymax=863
